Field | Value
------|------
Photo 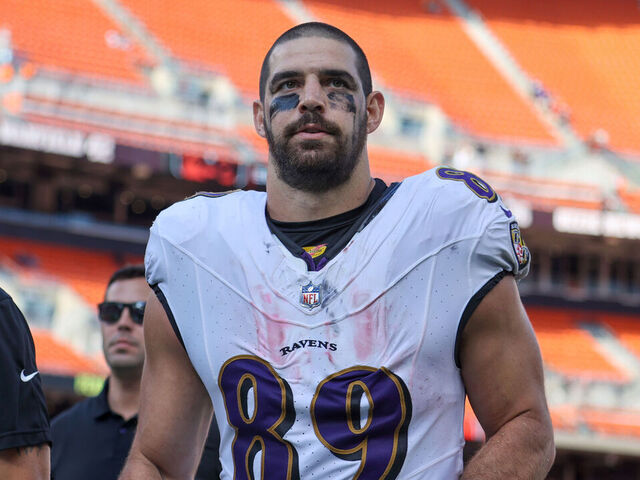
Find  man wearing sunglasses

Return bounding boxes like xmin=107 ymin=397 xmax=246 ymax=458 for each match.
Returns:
xmin=50 ymin=265 xmax=221 ymax=479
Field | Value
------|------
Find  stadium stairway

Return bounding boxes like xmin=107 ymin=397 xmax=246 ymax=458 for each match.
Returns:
xmin=93 ymin=0 xmax=174 ymax=75
xmin=580 ymin=321 xmax=640 ymax=380
xmin=443 ymin=0 xmax=584 ymax=151
xmin=466 ymin=0 xmax=640 ymax=155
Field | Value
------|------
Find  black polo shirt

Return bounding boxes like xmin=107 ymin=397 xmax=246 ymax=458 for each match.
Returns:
xmin=0 ymin=288 xmax=50 ymax=451
xmin=51 ymin=379 xmax=221 ymax=480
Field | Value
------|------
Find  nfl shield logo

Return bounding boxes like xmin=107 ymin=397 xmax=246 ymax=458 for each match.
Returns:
xmin=300 ymin=281 xmax=321 ymax=310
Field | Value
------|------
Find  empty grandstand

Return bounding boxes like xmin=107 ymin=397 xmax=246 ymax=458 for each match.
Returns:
xmin=1 ymin=0 xmax=640 ymax=477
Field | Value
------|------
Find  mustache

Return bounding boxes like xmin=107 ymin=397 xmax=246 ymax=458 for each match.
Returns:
xmin=283 ymin=112 xmax=341 ymax=137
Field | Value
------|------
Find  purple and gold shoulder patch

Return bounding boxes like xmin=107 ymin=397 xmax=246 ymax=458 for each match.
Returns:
xmin=509 ymin=221 xmax=530 ymax=269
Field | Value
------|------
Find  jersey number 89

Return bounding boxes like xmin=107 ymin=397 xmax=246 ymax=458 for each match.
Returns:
xmin=219 ymin=355 xmax=412 ymax=479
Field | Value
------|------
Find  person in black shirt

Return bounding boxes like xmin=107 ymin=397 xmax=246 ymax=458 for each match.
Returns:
xmin=51 ymin=265 xmax=220 ymax=480
xmin=0 ymin=287 xmax=51 ymax=480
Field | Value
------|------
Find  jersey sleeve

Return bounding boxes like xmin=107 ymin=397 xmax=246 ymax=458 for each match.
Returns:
xmin=0 ymin=290 xmax=51 ymax=450
xmin=145 ymin=197 xmax=213 ymax=349
xmin=471 ymin=203 xmax=531 ymax=284
xmin=145 ymin=195 xmax=212 ymax=289
xmin=452 ymin=200 xmax=531 ymax=366
xmin=428 ymin=168 xmax=531 ymax=367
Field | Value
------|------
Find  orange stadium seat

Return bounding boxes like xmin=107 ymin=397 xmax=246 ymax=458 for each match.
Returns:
xmin=0 ymin=236 xmax=141 ymax=306
xmin=368 ymin=146 xmax=432 ymax=182
xmin=526 ymin=306 xmax=629 ymax=382
xmin=302 ymin=0 xmax=555 ymax=144
xmin=601 ymin=315 xmax=640 ymax=362
xmin=582 ymin=408 xmax=640 ymax=439
xmin=485 ymin=170 xmax=604 ymax=211
xmin=32 ymin=328 xmax=107 ymax=376
xmin=549 ymin=405 xmax=580 ymax=432
xmin=0 ymin=0 xmax=148 ymax=83
xmin=467 ymin=0 xmax=640 ymax=153
xmin=618 ymin=183 xmax=640 ymax=214
xmin=119 ymin=0 xmax=294 ymax=96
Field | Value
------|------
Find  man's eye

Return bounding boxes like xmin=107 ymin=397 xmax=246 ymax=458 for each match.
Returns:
xmin=282 ymin=80 xmax=298 ymax=90
xmin=330 ymin=79 xmax=346 ymax=88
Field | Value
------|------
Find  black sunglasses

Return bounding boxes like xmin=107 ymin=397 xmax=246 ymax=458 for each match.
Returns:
xmin=97 ymin=301 xmax=146 ymax=325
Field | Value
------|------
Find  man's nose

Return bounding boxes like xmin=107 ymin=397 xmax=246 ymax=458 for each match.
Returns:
xmin=117 ymin=309 xmax=134 ymax=330
xmin=298 ymin=77 xmax=325 ymax=113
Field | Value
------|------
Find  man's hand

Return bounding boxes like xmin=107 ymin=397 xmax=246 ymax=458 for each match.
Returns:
xmin=118 ymin=291 xmax=212 ymax=479
xmin=460 ymin=275 xmax=555 ymax=479
xmin=0 ymin=444 xmax=50 ymax=480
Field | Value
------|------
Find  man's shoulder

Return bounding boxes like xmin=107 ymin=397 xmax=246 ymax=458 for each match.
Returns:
xmin=400 ymin=167 xmax=503 ymax=224
xmin=153 ymin=189 xmax=263 ymax=238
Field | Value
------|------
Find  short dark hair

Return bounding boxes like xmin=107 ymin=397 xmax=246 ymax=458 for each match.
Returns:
xmin=259 ymin=22 xmax=372 ymax=102
xmin=106 ymin=264 xmax=146 ymax=292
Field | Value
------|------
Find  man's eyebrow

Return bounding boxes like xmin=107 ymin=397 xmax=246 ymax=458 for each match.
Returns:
xmin=270 ymin=70 xmax=300 ymax=90
xmin=320 ymin=70 xmax=357 ymax=86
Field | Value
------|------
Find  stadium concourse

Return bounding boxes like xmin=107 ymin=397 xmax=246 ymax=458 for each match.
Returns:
xmin=1 ymin=0 xmax=640 ymax=478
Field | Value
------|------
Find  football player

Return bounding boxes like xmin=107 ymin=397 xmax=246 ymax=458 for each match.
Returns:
xmin=120 ymin=22 xmax=554 ymax=479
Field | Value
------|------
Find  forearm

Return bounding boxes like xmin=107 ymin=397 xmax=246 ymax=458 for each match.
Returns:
xmin=0 ymin=444 xmax=50 ymax=480
xmin=461 ymin=412 xmax=555 ymax=479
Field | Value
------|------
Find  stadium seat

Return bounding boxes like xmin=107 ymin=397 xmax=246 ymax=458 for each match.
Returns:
xmin=0 ymin=236 xmax=141 ymax=306
xmin=601 ymin=315 xmax=640 ymax=362
xmin=119 ymin=0 xmax=294 ymax=96
xmin=582 ymin=408 xmax=640 ymax=438
xmin=0 ymin=0 xmax=150 ymax=84
xmin=526 ymin=306 xmax=629 ymax=382
xmin=549 ymin=405 xmax=580 ymax=432
xmin=617 ymin=183 xmax=640 ymax=214
xmin=468 ymin=0 xmax=640 ymax=153
xmin=302 ymin=0 xmax=555 ymax=144
xmin=368 ymin=146 xmax=432 ymax=182
xmin=485 ymin=170 xmax=604 ymax=211
xmin=32 ymin=328 xmax=107 ymax=376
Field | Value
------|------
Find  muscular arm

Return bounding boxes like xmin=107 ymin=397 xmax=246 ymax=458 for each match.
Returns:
xmin=460 ymin=275 xmax=555 ymax=479
xmin=0 ymin=444 xmax=49 ymax=480
xmin=119 ymin=292 xmax=212 ymax=480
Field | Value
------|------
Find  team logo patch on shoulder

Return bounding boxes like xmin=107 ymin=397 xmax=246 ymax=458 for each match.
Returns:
xmin=300 ymin=281 xmax=322 ymax=310
xmin=509 ymin=221 xmax=530 ymax=268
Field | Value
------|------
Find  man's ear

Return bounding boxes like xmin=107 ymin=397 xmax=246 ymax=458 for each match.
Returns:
xmin=365 ymin=91 xmax=385 ymax=134
xmin=253 ymin=100 xmax=266 ymax=138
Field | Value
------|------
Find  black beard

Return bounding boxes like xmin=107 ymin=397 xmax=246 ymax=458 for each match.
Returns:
xmin=265 ymin=111 xmax=366 ymax=193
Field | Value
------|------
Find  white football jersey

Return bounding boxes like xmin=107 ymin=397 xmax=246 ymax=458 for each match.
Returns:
xmin=145 ymin=167 xmax=529 ymax=480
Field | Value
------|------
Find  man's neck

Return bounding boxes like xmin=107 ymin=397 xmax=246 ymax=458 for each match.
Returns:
xmin=266 ymin=157 xmax=374 ymax=222
xmin=107 ymin=370 xmax=141 ymax=421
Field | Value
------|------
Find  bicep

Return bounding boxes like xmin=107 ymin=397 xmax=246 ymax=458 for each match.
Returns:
xmin=132 ymin=290 xmax=212 ymax=478
xmin=0 ymin=444 xmax=50 ymax=480
xmin=459 ymin=275 xmax=550 ymax=438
